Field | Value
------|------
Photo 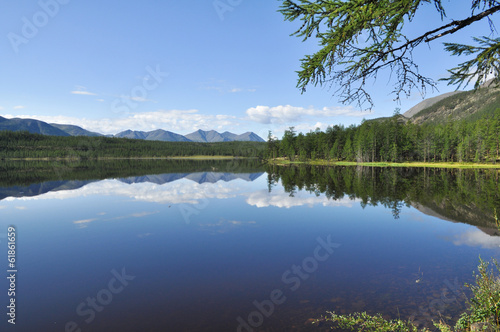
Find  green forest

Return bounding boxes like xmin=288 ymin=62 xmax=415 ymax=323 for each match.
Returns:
xmin=0 ymin=158 xmax=265 ymax=187
xmin=266 ymin=164 xmax=500 ymax=228
xmin=0 ymin=131 xmax=266 ymax=159
xmin=267 ymin=107 xmax=500 ymax=163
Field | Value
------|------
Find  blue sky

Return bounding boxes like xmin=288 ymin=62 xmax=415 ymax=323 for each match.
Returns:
xmin=0 ymin=0 xmax=497 ymax=138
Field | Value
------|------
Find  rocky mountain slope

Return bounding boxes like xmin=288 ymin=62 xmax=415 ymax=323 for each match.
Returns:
xmin=403 ymin=79 xmax=499 ymax=124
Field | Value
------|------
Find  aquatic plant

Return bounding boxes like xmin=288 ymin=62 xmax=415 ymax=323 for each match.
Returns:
xmin=316 ymin=258 xmax=500 ymax=331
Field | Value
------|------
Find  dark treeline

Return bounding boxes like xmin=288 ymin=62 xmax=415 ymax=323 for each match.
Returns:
xmin=267 ymin=108 xmax=500 ymax=163
xmin=267 ymin=165 xmax=500 ymax=228
xmin=0 ymin=158 xmax=266 ymax=187
xmin=0 ymin=131 xmax=266 ymax=159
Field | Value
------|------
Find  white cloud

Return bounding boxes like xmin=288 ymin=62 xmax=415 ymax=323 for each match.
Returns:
xmin=115 ymin=95 xmax=155 ymax=103
xmin=228 ymin=88 xmax=256 ymax=93
xmin=293 ymin=122 xmax=330 ymax=133
xmin=71 ymin=86 xmax=98 ymax=96
xmin=4 ymin=103 xmax=365 ymax=137
xmin=202 ymin=86 xmax=224 ymax=93
xmin=246 ymin=105 xmax=367 ymax=124
xmin=74 ymin=218 xmax=98 ymax=228
xmin=129 ymin=96 xmax=152 ymax=102
xmin=72 ymin=212 xmax=159 ymax=228
xmin=7 ymin=179 xmax=248 ymax=205
xmin=71 ymin=91 xmax=97 ymax=96
xmin=197 ymin=219 xmax=257 ymax=234
xmin=7 ymin=109 xmax=240 ymax=135
xmin=74 ymin=218 xmax=97 ymax=224
xmin=452 ymin=229 xmax=500 ymax=249
xmin=131 ymin=211 xmax=158 ymax=218
xmin=108 ymin=211 xmax=159 ymax=220
xmin=246 ymin=189 xmax=358 ymax=209
xmin=13 ymin=105 xmax=25 ymax=110
xmin=200 ymin=79 xmax=255 ymax=94
xmin=228 ymin=87 xmax=256 ymax=93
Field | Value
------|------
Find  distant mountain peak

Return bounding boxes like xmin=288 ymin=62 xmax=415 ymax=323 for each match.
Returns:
xmin=0 ymin=117 xmax=70 ymax=137
xmin=0 ymin=116 xmax=265 ymax=143
xmin=50 ymin=123 xmax=102 ymax=137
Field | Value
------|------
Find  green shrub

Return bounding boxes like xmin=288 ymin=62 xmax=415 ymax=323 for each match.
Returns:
xmin=316 ymin=259 xmax=500 ymax=331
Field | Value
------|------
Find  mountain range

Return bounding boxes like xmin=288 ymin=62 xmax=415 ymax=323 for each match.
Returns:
xmin=114 ymin=128 xmax=264 ymax=142
xmin=1 ymin=82 xmax=498 ymax=143
xmin=118 ymin=172 xmax=264 ymax=185
xmin=0 ymin=172 xmax=265 ymax=201
xmin=0 ymin=116 xmax=70 ymax=136
xmin=0 ymin=116 xmax=265 ymax=143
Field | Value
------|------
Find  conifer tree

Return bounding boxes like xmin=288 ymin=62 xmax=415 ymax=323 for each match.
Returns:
xmin=279 ymin=0 xmax=500 ymax=108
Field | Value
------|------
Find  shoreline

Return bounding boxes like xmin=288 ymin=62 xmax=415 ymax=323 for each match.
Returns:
xmin=267 ymin=159 xmax=500 ymax=169
xmin=0 ymin=156 xmax=249 ymax=161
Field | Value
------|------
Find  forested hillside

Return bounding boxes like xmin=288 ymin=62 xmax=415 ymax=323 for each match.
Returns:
xmin=0 ymin=131 xmax=266 ymax=159
xmin=409 ymin=87 xmax=500 ymax=124
xmin=0 ymin=116 xmax=70 ymax=136
xmin=268 ymin=107 xmax=500 ymax=163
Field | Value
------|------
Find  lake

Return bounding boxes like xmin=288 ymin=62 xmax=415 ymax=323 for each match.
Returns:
xmin=0 ymin=160 xmax=499 ymax=331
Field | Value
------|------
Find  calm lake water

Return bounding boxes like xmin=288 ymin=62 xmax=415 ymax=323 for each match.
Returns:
xmin=0 ymin=160 xmax=499 ymax=331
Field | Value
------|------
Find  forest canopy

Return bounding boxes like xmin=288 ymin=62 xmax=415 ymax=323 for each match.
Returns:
xmin=267 ymin=107 xmax=500 ymax=163
xmin=0 ymin=131 xmax=266 ymax=159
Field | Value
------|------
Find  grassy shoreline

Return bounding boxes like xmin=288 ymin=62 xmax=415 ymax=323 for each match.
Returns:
xmin=268 ymin=158 xmax=500 ymax=169
xmin=1 ymin=155 xmax=248 ymax=161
